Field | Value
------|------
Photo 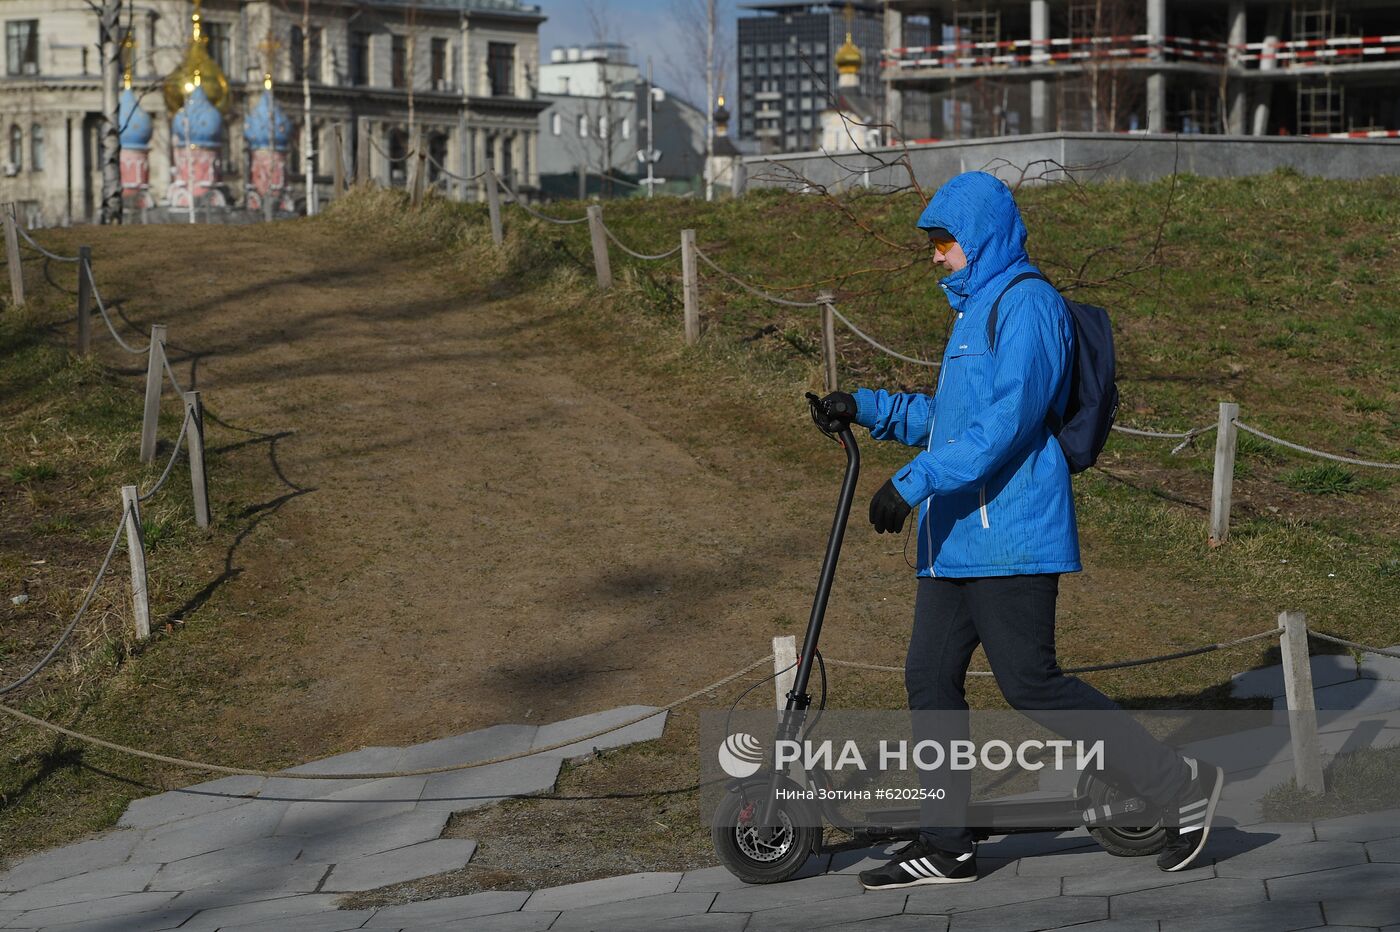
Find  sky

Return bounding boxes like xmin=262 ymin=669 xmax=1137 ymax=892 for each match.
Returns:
xmin=535 ymin=0 xmax=736 ymax=109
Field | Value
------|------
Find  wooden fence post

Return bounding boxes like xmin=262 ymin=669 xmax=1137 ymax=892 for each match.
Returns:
xmin=681 ymin=229 xmax=699 ymax=345
xmin=356 ymin=121 xmax=370 ymax=187
xmin=486 ymin=171 xmax=503 ymax=247
xmin=120 ymin=485 xmax=151 ymax=641
xmin=1209 ymin=401 xmax=1240 ymax=546
xmin=773 ymin=634 xmax=798 ymax=711
xmin=819 ymin=292 xmax=838 ymax=392
xmin=331 ymin=122 xmax=345 ymax=197
xmin=3 ymin=204 xmax=22 ymax=308
xmin=586 ymin=205 xmax=612 ymax=290
xmin=1279 ymin=610 xmax=1325 ymax=794
xmin=183 ymin=391 xmax=210 ymax=529
xmin=140 ymin=324 xmax=167 ymax=463
xmin=76 ymin=246 xmax=93 ymax=355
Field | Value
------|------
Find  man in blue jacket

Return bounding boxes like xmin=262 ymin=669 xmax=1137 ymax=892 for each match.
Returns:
xmin=821 ymin=172 xmax=1222 ymax=889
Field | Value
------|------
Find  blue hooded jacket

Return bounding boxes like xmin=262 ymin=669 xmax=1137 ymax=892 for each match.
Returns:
xmin=852 ymin=171 xmax=1081 ymax=577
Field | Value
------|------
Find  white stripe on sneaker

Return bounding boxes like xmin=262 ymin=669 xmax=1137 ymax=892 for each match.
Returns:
xmin=955 ymin=852 xmax=973 ymax=862
xmin=901 ymin=861 xmax=927 ymax=879
xmin=1181 ymin=799 xmax=1208 ymax=812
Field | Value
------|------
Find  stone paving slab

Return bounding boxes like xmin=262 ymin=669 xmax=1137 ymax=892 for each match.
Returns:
xmin=117 ymin=775 xmax=268 ymax=829
xmin=1360 ymin=644 xmax=1400 ymax=681
xmin=172 ymin=893 xmax=345 ymax=930
xmin=547 ymin=891 xmax=719 ymax=931
xmin=1284 ymin=678 xmax=1400 ymax=712
xmin=1230 ymin=655 xmax=1358 ymax=699
xmin=1311 ymin=808 xmax=1400 ymax=842
xmin=147 ymin=837 xmax=304 ymax=890
xmin=1110 ymin=877 xmax=1268 ymax=920
xmin=0 ymin=891 xmax=180 ymax=929
xmin=947 ymin=894 xmax=1107 ymax=932
xmin=36 ymin=905 xmax=200 ymax=932
xmin=710 ymin=872 xmax=863 ymax=913
xmin=397 ymin=724 xmax=539 ymax=770
xmin=0 ymin=832 xmax=140 ymax=893
xmin=521 ymin=871 xmax=682 ymax=912
xmin=322 ymin=839 xmax=477 ymax=893
xmin=1156 ymin=898 xmax=1324 ymax=932
xmin=417 ymin=754 xmax=562 ymax=813
xmin=360 ymin=890 xmax=530 ymax=926
xmin=1320 ymin=894 xmax=1400 ymax=928
xmin=130 ymin=800 xmax=291 ymax=863
xmin=903 ymin=874 xmax=1059 ymax=915
xmin=295 ymin=809 xmax=452 ymax=862
xmin=0 ymin=864 xmax=160 ymax=912
xmin=822 ymin=916 xmax=950 ymax=932
xmin=604 ymin=913 xmax=751 ymax=932
xmin=218 ymin=910 xmax=377 ymax=932
xmin=275 ymin=776 xmax=426 ymax=837
xmin=530 ymin=705 xmax=667 ymax=758
xmin=741 ymin=892 xmax=908 ymax=931
xmin=1212 ymin=839 xmax=1367 ymax=879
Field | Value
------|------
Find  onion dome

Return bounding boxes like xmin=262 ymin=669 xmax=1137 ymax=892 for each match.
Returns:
xmin=243 ymin=79 xmax=291 ymax=151
xmin=163 ymin=0 xmax=230 ymax=114
xmin=119 ymin=88 xmax=153 ymax=151
xmin=172 ymin=82 xmax=223 ymax=149
xmin=835 ymin=2 xmax=862 ymax=76
xmin=713 ymin=95 xmax=731 ymax=137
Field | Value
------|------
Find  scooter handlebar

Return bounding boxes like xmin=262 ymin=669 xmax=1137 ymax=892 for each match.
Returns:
xmin=805 ymin=391 xmax=857 ymax=438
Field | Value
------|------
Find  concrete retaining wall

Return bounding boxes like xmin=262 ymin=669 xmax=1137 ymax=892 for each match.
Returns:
xmin=741 ymin=132 xmax=1400 ymax=193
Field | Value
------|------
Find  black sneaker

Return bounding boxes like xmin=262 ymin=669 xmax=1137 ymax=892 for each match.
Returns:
xmin=1156 ymin=756 xmax=1224 ymax=872
xmin=859 ymin=839 xmax=977 ymax=890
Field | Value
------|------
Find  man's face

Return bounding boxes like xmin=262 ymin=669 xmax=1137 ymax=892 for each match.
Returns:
xmin=929 ymin=232 xmax=967 ymax=273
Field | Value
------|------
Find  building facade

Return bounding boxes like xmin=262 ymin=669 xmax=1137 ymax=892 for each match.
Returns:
xmin=537 ymin=44 xmax=707 ymax=197
xmin=735 ymin=1 xmax=912 ymax=152
xmin=0 ymin=0 xmax=545 ymax=226
xmin=881 ymin=0 xmax=1400 ymax=142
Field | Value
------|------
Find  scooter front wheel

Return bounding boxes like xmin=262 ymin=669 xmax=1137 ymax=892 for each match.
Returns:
xmin=712 ymin=788 xmax=819 ymax=883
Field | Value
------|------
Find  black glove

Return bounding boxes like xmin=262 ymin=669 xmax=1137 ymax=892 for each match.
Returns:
xmin=818 ymin=391 xmax=857 ymax=432
xmin=870 ymin=478 xmax=912 ymax=534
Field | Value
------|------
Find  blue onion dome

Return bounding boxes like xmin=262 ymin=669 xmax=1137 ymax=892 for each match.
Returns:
xmin=119 ymin=87 xmax=153 ymax=151
xmin=172 ymin=83 xmax=222 ymax=149
xmin=243 ymin=87 xmax=291 ymax=152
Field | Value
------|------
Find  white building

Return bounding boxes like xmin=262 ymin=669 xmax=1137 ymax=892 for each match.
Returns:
xmin=0 ymin=0 xmax=547 ymax=225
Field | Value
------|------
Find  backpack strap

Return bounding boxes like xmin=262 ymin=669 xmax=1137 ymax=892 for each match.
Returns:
xmin=985 ymin=271 xmax=1048 ymax=352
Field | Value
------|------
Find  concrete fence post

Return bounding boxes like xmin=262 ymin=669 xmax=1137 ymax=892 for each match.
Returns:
xmin=819 ymin=292 xmax=838 ymax=392
xmin=183 ymin=391 xmax=210 ymax=529
xmin=586 ymin=205 xmax=612 ymax=290
xmin=486 ymin=171 xmax=504 ymax=247
xmin=731 ymin=160 xmax=748 ymax=198
xmin=1209 ymin=401 xmax=1240 ymax=546
xmin=356 ymin=122 xmax=370 ymax=187
xmin=3 ymin=204 xmax=22 ymax=308
xmin=120 ymin=485 xmax=151 ymax=641
xmin=1279 ymin=610 xmax=1325 ymax=794
xmin=773 ymin=634 xmax=798 ymax=712
xmin=681 ymin=229 xmax=699 ymax=345
xmin=139 ymin=324 xmax=168 ymax=463
xmin=76 ymin=246 xmax=93 ymax=355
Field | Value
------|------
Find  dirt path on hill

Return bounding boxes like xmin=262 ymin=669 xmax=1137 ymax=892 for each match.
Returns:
xmin=69 ymin=219 xmax=1269 ymax=771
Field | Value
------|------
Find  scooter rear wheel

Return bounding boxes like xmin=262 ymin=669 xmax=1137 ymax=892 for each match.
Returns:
xmin=712 ymin=790 xmax=818 ymax=883
xmin=1083 ymin=775 xmax=1166 ymax=856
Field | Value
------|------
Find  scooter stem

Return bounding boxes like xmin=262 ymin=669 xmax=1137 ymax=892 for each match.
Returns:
xmin=789 ymin=425 xmax=860 ymax=709
xmin=757 ymin=424 xmax=859 ymax=831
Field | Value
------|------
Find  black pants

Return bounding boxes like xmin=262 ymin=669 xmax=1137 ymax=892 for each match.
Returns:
xmin=905 ymin=574 xmax=1190 ymax=855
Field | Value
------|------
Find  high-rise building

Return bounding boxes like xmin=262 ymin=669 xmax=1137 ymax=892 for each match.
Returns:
xmin=882 ymin=0 xmax=1400 ymax=142
xmin=736 ymin=2 xmax=914 ymax=152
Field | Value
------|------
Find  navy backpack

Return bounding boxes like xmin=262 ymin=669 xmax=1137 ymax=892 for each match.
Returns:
xmin=986 ymin=272 xmax=1119 ymax=474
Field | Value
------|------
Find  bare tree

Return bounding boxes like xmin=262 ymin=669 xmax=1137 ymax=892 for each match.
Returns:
xmin=668 ymin=0 xmax=728 ymax=198
xmin=83 ymin=0 xmax=123 ymax=224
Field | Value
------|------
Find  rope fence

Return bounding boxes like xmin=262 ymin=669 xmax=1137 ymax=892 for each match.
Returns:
xmin=15 ymin=223 xmax=80 ymax=263
xmin=601 ymin=222 xmax=681 ymax=261
xmin=138 ymin=408 xmax=191 ymax=503
xmin=693 ymin=245 xmax=824 ymax=308
xmin=424 ymin=154 xmax=487 ymax=185
xmin=367 ymin=137 xmax=415 ymax=163
xmin=1235 ymin=419 xmax=1400 ymax=471
xmin=85 ymin=262 xmax=149 ymax=356
xmin=499 ymin=178 xmax=589 ymax=225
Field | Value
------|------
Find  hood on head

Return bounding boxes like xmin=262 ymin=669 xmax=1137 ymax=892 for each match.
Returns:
xmin=916 ymin=171 xmax=1029 ymax=299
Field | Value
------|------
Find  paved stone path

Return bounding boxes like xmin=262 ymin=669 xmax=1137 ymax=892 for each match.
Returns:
xmin=4 ymin=696 xmax=1400 ymax=930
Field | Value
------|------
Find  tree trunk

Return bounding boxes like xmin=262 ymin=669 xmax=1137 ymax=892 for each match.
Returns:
xmin=302 ymin=0 xmax=317 ymax=216
xmin=99 ymin=0 xmax=122 ymax=225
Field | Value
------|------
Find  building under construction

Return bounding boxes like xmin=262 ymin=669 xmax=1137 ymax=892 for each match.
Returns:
xmin=880 ymin=0 xmax=1400 ymax=142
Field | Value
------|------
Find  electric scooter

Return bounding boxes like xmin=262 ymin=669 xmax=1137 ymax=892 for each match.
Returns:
xmin=710 ymin=393 xmax=1166 ymax=884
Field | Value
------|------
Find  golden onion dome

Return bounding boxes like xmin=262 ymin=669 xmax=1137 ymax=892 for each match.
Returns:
xmin=835 ymin=3 xmax=862 ymax=76
xmin=835 ymin=37 xmax=862 ymax=75
xmin=163 ymin=0 xmax=230 ymax=114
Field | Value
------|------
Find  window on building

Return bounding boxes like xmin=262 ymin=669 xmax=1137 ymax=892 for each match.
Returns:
xmin=620 ymin=116 xmax=630 ymax=138
xmin=6 ymin=20 xmax=39 ymax=75
xmin=29 ymin=123 xmax=41 ymax=170
xmin=431 ymin=37 xmax=447 ymax=88
xmin=350 ymin=31 xmax=370 ymax=85
xmin=577 ymin=113 xmax=588 ymax=136
xmin=290 ymin=25 xmax=322 ymax=82
xmin=8 ymin=125 xmax=20 ymax=170
xmin=756 ymin=61 xmax=768 ymax=76
xmin=205 ymin=21 xmax=230 ymax=72
xmin=391 ymin=35 xmax=406 ymax=88
xmin=487 ymin=42 xmax=515 ymax=96
xmin=740 ymin=44 xmax=753 ymax=60
xmin=598 ymin=115 xmax=608 ymax=138
xmin=740 ymin=62 xmax=752 ymax=77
